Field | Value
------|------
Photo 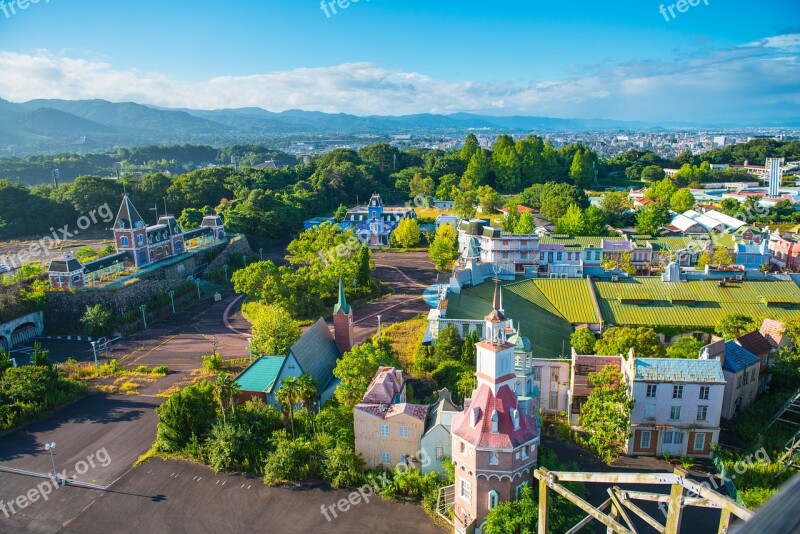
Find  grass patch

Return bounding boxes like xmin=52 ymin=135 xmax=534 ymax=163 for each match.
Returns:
xmin=383 ymin=315 xmax=428 ymax=370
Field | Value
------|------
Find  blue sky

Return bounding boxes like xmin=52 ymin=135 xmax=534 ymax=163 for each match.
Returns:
xmin=0 ymin=0 xmax=798 ymax=123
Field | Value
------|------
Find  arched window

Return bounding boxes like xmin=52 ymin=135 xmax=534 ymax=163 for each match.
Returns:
xmin=488 ymin=491 xmax=499 ymax=510
xmin=120 ymin=236 xmax=129 ymax=247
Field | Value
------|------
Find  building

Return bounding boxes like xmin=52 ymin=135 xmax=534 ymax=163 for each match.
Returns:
xmin=354 ymin=367 xmax=429 ymax=470
xmin=235 ymin=289 xmax=349 ymax=406
xmin=457 ymin=219 xmax=540 ymax=276
xmin=760 ymin=318 xmax=792 ymax=352
xmin=700 ymin=340 xmax=760 ymax=420
xmin=436 ymin=213 xmax=460 ymax=230
xmin=769 ymin=232 xmax=800 ymax=271
xmin=623 ymin=356 xmax=725 ymax=458
xmin=47 ymin=195 xmax=226 ymax=288
xmin=421 ymin=389 xmax=461 ymax=475
xmin=735 ymin=331 xmax=772 ymax=394
xmin=568 ymin=349 xmax=623 ymax=425
xmin=450 ymin=283 xmax=540 ymax=534
xmin=340 ymin=193 xmax=418 ymax=246
xmin=303 ymin=217 xmax=336 ymax=230
xmin=735 ymin=240 xmax=771 ymax=270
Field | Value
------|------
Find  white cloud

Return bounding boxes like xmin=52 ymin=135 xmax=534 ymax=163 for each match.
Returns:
xmin=0 ymin=34 xmax=798 ymax=122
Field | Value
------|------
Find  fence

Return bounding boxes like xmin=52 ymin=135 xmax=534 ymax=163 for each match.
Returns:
xmin=713 ymin=450 xmax=743 ymax=504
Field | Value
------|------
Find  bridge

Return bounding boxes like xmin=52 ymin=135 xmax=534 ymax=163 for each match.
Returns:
xmin=0 ymin=311 xmax=44 ymax=351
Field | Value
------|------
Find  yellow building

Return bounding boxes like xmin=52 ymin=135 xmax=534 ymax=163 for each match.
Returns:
xmin=354 ymin=367 xmax=429 ymax=470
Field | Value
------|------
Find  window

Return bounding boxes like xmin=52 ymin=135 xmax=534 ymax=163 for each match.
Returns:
xmin=120 ymin=236 xmax=129 ymax=247
xmin=693 ymin=433 xmax=706 ymax=451
xmin=380 ymin=424 xmax=390 ymax=438
xmin=489 ymin=452 xmax=499 ymax=465
xmin=380 ymin=452 xmax=391 ymax=465
xmin=752 ymin=368 xmax=757 ymax=381
xmin=532 ymin=367 xmax=542 ymax=380
xmin=640 ymin=430 xmax=652 ymax=449
xmin=699 ymin=386 xmax=710 ymax=400
xmin=549 ymin=391 xmax=558 ymax=411
xmin=137 ymin=235 xmax=144 ymax=246
xmin=673 ymin=385 xmax=684 ymax=399
xmin=556 ymin=252 xmax=562 ymax=261
xmin=646 ymin=384 xmax=657 ymax=398
xmin=644 ymin=404 xmax=656 ymax=419
xmin=697 ymin=405 xmax=708 ymax=422
xmin=515 ymin=483 xmax=526 ymax=500
xmin=670 ymin=406 xmax=682 ymax=420
xmin=436 ymin=447 xmax=444 ymax=461
xmin=548 ymin=252 xmax=553 ymax=263
xmin=73 ymin=274 xmax=82 ymax=282
xmin=460 ymin=441 xmax=466 ymax=454
xmin=399 ymin=453 xmax=408 ymax=465
xmin=460 ymin=480 xmax=472 ymax=503
xmin=539 ymin=252 xmax=545 ymax=261
xmin=488 ymin=491 xmax=499 ymax=510
xmin=399 ymin=425 xmax=409 ymax=439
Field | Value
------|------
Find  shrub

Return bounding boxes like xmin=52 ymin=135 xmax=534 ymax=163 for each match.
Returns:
xmin=154 ymin=380 xmax=218 ymax=453
xmin=152 ymin=365 xmax=169 ymax=376
xmin=136 ymin=365 xmax=150 ymax=374
xmin=202 ymin=353 xmax=224 ymax=373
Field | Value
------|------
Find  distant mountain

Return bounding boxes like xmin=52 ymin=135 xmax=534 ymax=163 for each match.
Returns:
xmin=0 ymin=97 xmax=796 ymax=156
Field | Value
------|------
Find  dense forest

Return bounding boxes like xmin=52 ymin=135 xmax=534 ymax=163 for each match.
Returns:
xmin=0 ymin=137 xmax=797 ymax=242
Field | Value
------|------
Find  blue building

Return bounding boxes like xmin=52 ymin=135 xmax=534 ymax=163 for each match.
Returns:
xmin=735 ymin=241 xmax=771 ymax=270
xmin=340 ymin=193 xmax=417 ymax=246
xmin=303 ymin=216 xmax=336 ymax=230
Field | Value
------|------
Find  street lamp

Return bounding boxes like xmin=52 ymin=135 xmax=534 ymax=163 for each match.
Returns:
xmin=169 ymin=290 xmax=176 ymax=314
xmin=248 ymin=337 xmax=253 ymax=362
xmin=377 ymin=315 xmax=382 ymax=337
xmin=45 ymin=442 xmax=57 ymax=482
xmin=195 ymin=279 xmax=201 ymax=300
xmin=223 ymin=264 xmax=229 ymax=284
xmin=259 ymin=248 xmax=264 ymax=261
xmin=90 ymin=341 xmax=98 ymax=368
xmin=139 ymin=304 xmax=147 ymax=330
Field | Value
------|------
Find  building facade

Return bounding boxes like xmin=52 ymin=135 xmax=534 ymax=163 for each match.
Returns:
xmin=701 ymin=340 xmax=761 ymax=420
xmin=340 ymin=193 xmax=418 ymax=246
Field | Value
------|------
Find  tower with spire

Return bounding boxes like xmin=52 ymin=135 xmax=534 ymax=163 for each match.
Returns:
xmin=449 ymin=279 xmax=540 ymax=534
xmin=333 ymin=278 xmax=354 ymax=355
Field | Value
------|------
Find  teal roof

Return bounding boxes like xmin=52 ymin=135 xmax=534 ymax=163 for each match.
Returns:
xmin=635 ymin=358 xmax=725 ymax=383
xmin=334 ymin=278 xmax=351 ymax=315
xmin=236 ymin=356 xmax=286 ymax=393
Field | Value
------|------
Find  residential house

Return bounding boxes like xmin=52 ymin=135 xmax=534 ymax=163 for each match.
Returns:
xmin=760 ymin=318 xmax=792 ymax=352
xmin=450 ymin=282 xmax=540 ymax=534
xmin=303 ymin=217 xmax=336 ymax=230
xmin=420 ymin=389 xmax=461 ymax=475
xmin=340 ymin=193 xmax=418 ymax=246
xmin=623 ymin=356 xmax=725 ymax=458
xmin=537 ymin=235 xmax=628 ymax=278
xmin=735 ymin=332 xmax=772 ymax=394
xmin=436 ymin=213 xmax=459 ymax=229
xmin=735 ymin=241 xmax=771 ymax=270
xmin=568 ymin=349 xmax=623 ymax=425
xmin=700 ymin=340 xmax=760 ymax=420
xmin=235 ymin=355 xmax=304 ymax=405
xmin=769 ymin=232 xmax=800 ymax=271
xmin=354 ymin=367 xmax=429 ymax=470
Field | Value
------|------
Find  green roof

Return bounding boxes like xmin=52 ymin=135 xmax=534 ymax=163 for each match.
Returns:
xmin=236 ymin=356 xmax=286 ymax=393
xmin=334 ymin=278 xmax=351 ymax=315
xmin=539 ymin=235 xmax=626 ymax=248
xmin=508 ymin=278 xmax=598 ymax=325
xmin=595 ymin=277 xmax=800 ymax=328
xmin=633 ymin=236 xmax=697 ymax=252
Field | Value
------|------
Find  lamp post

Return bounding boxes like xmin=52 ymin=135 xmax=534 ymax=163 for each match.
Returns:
xmin=259 ymin=248 xmax=264 ymax=261
xmin=169 ymin=290 xmax=176 ymax=314
xmin=248 ymin=337 xmax=253 ymax=363
xmin=242 ymin=253 xmax=247 ymax=268
xmin=195 ymin=279 xmax=201 ymax=300
xmin=45 ymin=442 xmax=57 ymax=482
xmin=223 ymin=264 xmax=229 ymax=284
xmin=377 ymin=314 xmax=382 ymax=337
xmin=139 ymin=304 xmax=147 ymax=330
xmin=90 ymin=341 xmax=98 ymax=369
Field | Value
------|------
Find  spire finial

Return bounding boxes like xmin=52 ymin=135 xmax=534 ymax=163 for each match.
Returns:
xmin=334 ymin=277 xmax=351 ymax=315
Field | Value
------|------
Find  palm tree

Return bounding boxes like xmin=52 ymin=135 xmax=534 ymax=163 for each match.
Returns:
xmin=275 ymin=376 xmax=301 ymax=439
xmin=215 ymin=373 xmax=241 ymax=423
xmin=296 ymin=375 xmax=318 ymax=412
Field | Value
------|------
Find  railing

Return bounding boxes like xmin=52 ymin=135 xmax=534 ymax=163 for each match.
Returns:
xmin=436 ymin=485 xmax=455 ymax=527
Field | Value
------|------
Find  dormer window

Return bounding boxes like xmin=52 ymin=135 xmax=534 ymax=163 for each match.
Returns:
xmin=511 ymin=408 xmax=520 ymax=431
xmin=490 ymin=410 xmax=499 ymax=434
xmin=471 ymin=407 xmax=481 ymax=427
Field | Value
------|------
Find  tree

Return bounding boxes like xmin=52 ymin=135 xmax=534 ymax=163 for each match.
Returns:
xmin=460 ymin=134 xmax=481 ymax=162
xmin=296 ymin=374 xmax=318 ymax=411
xmin=429 ymin=224 xmax=459 ymax=272
xmin=602 ymin=252 xmax=636 ymax=276
xmin=570 ymin=328 xmax=596 ymax=355
xmin=720 ymin=197 xmax=741 ymax=216
xmin=579 ymin=366 xmax=634 ymax=461
xmin=275 ymin=376 xmax=302 ymax=439
xmin=583 ymin=205 xmax=606 ymax=236
xmin=646 ymin=177 xmax=678 ymax=205
xmin=356 ymin=247 xmax=371 ymax=287
xmin=514 ymin=211 xmax=535 ymax=235
xmin=333 ymin=341 xmax=399 ymax=407
xmin=154 ymin=380 xmax=218 ymax=453
xmin=463 ymin=149 xmax=490 ymax=187
xmin=80 ymin=304 xmax=112 ymax=338
xmin=666 ymin=337 xmax=704 ymax=359
xmin=435 ymin=174 xmax=458 ymax=200
xmin=334 ymin=204 xmax=348 ymax=222
xmin=641 ymin=165 xmax=666 ymax=183
xmin=713 ymin=247 xmax=734 ymax=265
xmin=251 ymin=304 xmax=301 ymax=356
xmin=492 ymin=135 xmax=522 ymax=192
xmin=433 ymin=325 xmax=463 ymax=367
xmin=715 ymin=315 xmax=757 ymax=341
xmin=476 ymin=185 xmax=503 ymax=214
xmin=696 ymin=251 xmax=712 ymax=270
xmin=178 ymin=207 xmax=204 ymax=230
xmin=409 ymin=173 xmax=434 ymax=201
xmin=453 ymin=175 xmax=477 ymax=219
xmin=214 ymin=373 xmax=241 ymax=424
xmin=538 ymin=183 xmax=589 ymax=223
xmin=670 ymin=189 xmax=696 ymax=213
xmin=555 ymin=204 xmax=585 ymax=235
xmin=393 ymin=218 xmax=421 ymax=249
xmin=635 ymin=204 xmax=669 ymax=236
xmin=595 ymin=327 xmax=666 ymax=358
xmin=569 ymin=149 xmax=594 ymax=189
xmin=601 ymin=191 xmax=631 ymax=223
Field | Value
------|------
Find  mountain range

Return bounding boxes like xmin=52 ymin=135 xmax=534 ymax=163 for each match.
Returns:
xmin=0 ymin=98 xmax=797 ymax=155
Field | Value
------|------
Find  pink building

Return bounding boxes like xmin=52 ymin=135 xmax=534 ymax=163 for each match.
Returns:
xmin=450 ymin=283 xmax=540 ymax=534
xmin=769 ymin=233 xmax=800 ymax=271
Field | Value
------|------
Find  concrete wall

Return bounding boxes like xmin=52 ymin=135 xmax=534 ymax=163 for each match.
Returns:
xmin=0 ymin=311 xmax=44 ymax=350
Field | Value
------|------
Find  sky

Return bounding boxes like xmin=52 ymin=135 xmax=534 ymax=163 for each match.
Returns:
xmin=0 ymin=0 xmax=798 ymax=123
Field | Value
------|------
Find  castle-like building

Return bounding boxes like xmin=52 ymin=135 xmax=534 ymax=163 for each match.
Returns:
xmin=450 ymin=282 xmax=540 ymax=534
xmin=340 ymin=193 xmax=418 ymax=246
xmin=48 ymin=195 xmax=225 ymax=289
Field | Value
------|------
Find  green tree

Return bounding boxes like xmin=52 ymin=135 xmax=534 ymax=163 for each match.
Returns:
xmin=713 ymin=247 xmax=734 ymax=265
xmin=641 ymin=165 xmax=666 ymax=183
xmin=579 ymin=366 xmax=634 ymax=461
xmin=696 ymin=251 xmax=712 ymax=270
xmin=0 ymin=349 xmax=12 ymax=375
xmin=463 ymin=149 xmax=491 ymax=188
xmin=670 ymin=189 xmax=696 ymax=213
xmin=178 ymin=207 xmax=204 ymax=230
xmin=453 ymin=175 xmax=477 ymax=219
xmin=409 ymin=173 xmax=435 ymax=201
xmin=570 ymin=328 xmax=596 ymax=355
xmin=715 ymin=314 xmax=757 ymax=341
xmin=435 ymin=174 xmax=458 ymax=201
xmin=601 ymin=191 xmax=631 ymax=223
xmin=539 ymin=183 xmax=589 ymax=223
xmin=646 ymin=177 xmax=678 ymax=205
xmin=595 ymin=327 xmax=665 ymax=357
xmin=251 ymin=304 xmax=301 ymax=356
xmin=154 ymin=380 xmax=218 ymax=453
xmin=666 ymin=337 xmax=704 ymax=359
xmin=333 ymin=341 xmax=399 ymax=407
xmin=214 ymin=373 xmax=241 ymax=424
xmin=296 ymin=374 xmax=318 ymax=411
xmin=356 ymin=247 xmax=371 ymax=287
xmin=583 ymin=205 xmax=606 ymax=235
xmin=555 ymin=204 xmax=585 ymax=235
xmin=31 ymin=342 xmax=50 ymax=367
xmin=393 ymin=218 xmax=421 ymax=249
xmin=492 ymin=134 xmax=522 ymax=192
xmin=514 ymin=211 xmax=535 ymax=235
xmin=460 ymin=134 xmax=481 ymax=162
xmin=262 ymin=432 xmax=316 ymax=486
xmin=275 ymin=376 xmax=302 ymax=439
xmin=334 ymin=204 xmax=349 ymax=222
xmin=80 ymin=304 xmax=112 ymax=338
xmin=569 ymin=148 xmax=595 ymax=189
xmin=635 ymin=204 xmax=669 ymax=236
xmin=429 ymin=224 xmax=459 ymax=272
xmin=434 ymin=325 xmax=463 ymax=366
xmin=476 ymin=185 xmax=503 ymax=214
